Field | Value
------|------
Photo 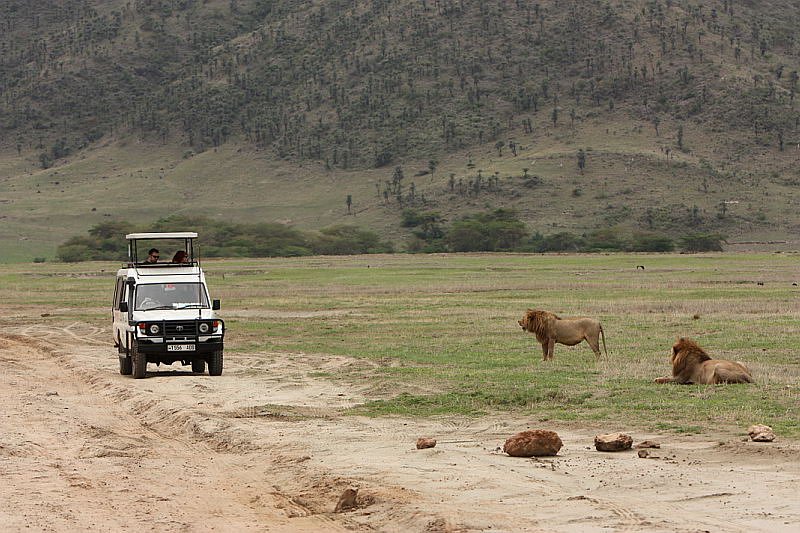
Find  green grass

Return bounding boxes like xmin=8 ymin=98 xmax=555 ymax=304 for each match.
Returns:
xmin=1 ymin=252 xmax=799 ymax=437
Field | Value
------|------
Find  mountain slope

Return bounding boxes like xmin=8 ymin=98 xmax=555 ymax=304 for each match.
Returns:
xmin=1 ymin=0 xmax=799 ymax=259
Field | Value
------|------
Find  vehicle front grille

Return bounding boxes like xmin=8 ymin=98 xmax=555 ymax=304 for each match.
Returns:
xmin=164 ymin=321 xmax=197 ymax=338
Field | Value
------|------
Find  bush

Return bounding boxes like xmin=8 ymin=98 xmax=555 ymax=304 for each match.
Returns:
xmin=533 ymin=232 xmax=587 ymax=252
xmin=679 ymin=233 xmax=725 ymax=252
xmin=58 ymin=217 xmax=392 ymax=261
xmin=312 ymin=225 xmax=393 ymax=255
xmin=628 ymin=233 xmax=675 ymax=252
xmin=584 ymin=228 xmax=625 ymax=251
xmin=57 ymin=243 xmax=96 ymax=263
xmin=445 ymin=209 xmax=529 ymax=252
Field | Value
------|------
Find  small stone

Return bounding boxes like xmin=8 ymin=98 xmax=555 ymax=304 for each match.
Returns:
xmin=594 ymin=433 xmax=633 ymax=452
xmin=637 ymin=449 xmax=650 ymax=458
xmin=416 ymin=437 xmax=437 ymax=449
xmin=503 ymin=430 xmax=563 ymax=457
xmin=747 ymin=424 xmax=775 ymax=442
xmin=634 ymin=440 xmax=661 ymax=449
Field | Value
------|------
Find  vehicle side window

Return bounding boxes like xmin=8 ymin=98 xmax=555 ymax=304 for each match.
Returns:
xmin=113 ymin=278 xmax=123 ymax=308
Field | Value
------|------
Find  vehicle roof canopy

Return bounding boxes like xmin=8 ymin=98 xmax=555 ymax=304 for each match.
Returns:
xmin=126 ymin=232 xmax=198 ymax=240
xmin=126 ymin=232 xmax=199 ymax=267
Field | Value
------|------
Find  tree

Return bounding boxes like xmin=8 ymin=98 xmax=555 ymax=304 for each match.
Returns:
xmin=445 ymin=209 xmax=529 ymax=252
xmin=551 ymin=107 xmax=558 ymax=127
xmin=652 ymin=116 xmax=661 ymax=136
xmin=391 ymin=166 xmax=404 ymax=193
xmin=428 ymin=160 xmax=437 ymax=176
xmin=39 ymin=153 xmax=53 ymax=169
xmin=679 ymin=233 xmax=725 ymax=252
xmin=495 ymin=140 xmax=504 ymax=156
xmin=577 ymin=149 xmax=586 ymax=173
xmin=346 ymin=194 xmax=352 ymax=214
xmin=677 ymin=125 xmax=684 ymax=150
xmin=312 ymin=225 xmax=392 ymax=255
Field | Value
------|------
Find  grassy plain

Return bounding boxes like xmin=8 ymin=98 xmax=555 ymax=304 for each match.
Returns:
xmin=1 ymin=252 xmax=798 ymax=436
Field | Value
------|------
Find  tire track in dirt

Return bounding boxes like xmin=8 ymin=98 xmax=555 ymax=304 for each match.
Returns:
xmin=0 ymin=332 xmax=362 ymax=532
xmin=1 ymin=326 xmax=478 ymax=530
xmin=4 ymin=324 xmax=800 ymax=532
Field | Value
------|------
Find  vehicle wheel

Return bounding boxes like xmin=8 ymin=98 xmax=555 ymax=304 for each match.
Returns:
xmin=208 ymin=350 xmax=223 ymax=376
xmin=191 ymin=359 xmax=206 ymax=374
xmin=131 ymin=340 xmax=147 ymax=379
xmin=119 ymin=355 xmax=133 ymax=375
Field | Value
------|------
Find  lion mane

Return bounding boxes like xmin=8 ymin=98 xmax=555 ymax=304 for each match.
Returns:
xmin=518 ymin=309 xmax=607 ymax=361
xmin=520 ymin=309 xmax=560 ymax=345
xmin=655 ymin=338 xmax=753 ymax=384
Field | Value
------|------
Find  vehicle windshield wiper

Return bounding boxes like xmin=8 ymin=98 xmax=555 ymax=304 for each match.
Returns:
xmin=174 ymin=303 xmax=204 ymax=309
xmin=141 ymin=305 xmax=175 ymax=311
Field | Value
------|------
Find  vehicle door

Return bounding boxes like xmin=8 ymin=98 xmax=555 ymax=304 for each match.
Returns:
xmin=112 ymin=276 xmax=129 ymax=348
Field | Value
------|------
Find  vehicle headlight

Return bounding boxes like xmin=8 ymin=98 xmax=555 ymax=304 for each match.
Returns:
xmin=149 ymin=324 xmax=160 ymax=335
xmin=198 ymin=322 xmax=210 ymax=334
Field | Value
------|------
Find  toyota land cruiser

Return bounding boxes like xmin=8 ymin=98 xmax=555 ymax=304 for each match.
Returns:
xmin=112 ymin=232 xmax=225 ymax=378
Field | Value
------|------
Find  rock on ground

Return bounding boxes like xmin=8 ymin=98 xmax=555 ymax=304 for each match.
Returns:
xmin=416 ymin=437 xmax=437 ymax=449
xmin=594 ymin=433 xmax=633 ymax=452
xmin=747 ymin=424 xmax=776 ymax=442
xmin=503 ymin=430 xmax=563 ymax=457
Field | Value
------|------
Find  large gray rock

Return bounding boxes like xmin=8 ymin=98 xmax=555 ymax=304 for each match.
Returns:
xmin=503 ymin=430 xmax=563 ymax=457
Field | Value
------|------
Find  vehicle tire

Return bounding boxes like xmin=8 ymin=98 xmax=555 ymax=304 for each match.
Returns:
xmin=208 ymin=349 xmax=223 ymax=376
xmin=119 ymin=355 xmax=133 ymax=375
xmin=131 ymin=340 xmax=147 ymax=379
xmin=191 ymin=359 xmax=206 ymax=374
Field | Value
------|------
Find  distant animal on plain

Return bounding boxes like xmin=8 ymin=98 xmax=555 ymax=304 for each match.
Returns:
xmin=654 ymin=338 xmax=753 ymax=385
xmin=636 ymin=265 xmax=645 ymax=270
xmin=518 ymin=309 xmax=607 ymax=361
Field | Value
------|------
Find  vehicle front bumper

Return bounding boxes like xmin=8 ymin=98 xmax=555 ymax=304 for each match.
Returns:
xmin=135 ymin=337 xmax=224 ymax=356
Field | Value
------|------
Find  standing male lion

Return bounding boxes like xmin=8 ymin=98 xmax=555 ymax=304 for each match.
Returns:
xmin=518 ymin=309 xmax=607 ymax=361
xmin=655 ymin=337 xmax=753 ymax=384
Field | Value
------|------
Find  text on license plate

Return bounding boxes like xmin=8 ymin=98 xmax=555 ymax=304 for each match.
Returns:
xmin=167 ymin=344 xmax=196 ymax=352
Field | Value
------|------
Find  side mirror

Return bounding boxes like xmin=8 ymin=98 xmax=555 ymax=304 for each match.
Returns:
xmin=119 ymin=302 xmax=129 ymax=313
xmin=212 ymin=299 xmax=221 ymax=310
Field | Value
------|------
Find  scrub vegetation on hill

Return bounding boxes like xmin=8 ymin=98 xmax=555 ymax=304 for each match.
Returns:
xmin=1 ymin=1 xmax=799 ymax=261
xmin=56 ymin=213 xmax=726 ymax=261
xmin=2 ymin=0 xmax=799 ymax=168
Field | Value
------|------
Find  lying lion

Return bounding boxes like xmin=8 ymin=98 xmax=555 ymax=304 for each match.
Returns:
xmin=518 ymin=309 xmax=607 ymax=361
xmin=655 ymin=337 xmax=754 ymax=384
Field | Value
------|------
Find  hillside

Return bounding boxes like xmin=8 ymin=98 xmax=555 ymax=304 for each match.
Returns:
xmin=1 ymin=0 xmax=800 ymax=260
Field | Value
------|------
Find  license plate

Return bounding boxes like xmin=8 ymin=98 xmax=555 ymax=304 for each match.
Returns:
xmin=167 ymin=344 xmax=195 ymax=352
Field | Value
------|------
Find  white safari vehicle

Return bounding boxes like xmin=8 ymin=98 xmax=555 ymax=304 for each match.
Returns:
xmin=112 ymin=232 xmax=225 ymax=378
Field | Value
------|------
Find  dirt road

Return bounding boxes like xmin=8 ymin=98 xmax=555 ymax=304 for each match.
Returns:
xmin=2 ymin=323 xmax=799 ymax=532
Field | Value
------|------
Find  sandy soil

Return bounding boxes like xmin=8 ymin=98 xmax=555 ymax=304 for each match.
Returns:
xmin=2 ymin=322 xmax=799 ymax=532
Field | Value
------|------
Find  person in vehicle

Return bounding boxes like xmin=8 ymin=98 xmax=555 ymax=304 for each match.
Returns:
xmin=172 ymin=250 xmax=188 ymax=263
xmin=144 ymin=248 xmax=160 ymax=263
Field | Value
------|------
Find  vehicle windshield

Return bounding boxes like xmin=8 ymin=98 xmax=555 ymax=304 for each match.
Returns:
xmin=134 ymin=283 xmax=210 ymax=311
